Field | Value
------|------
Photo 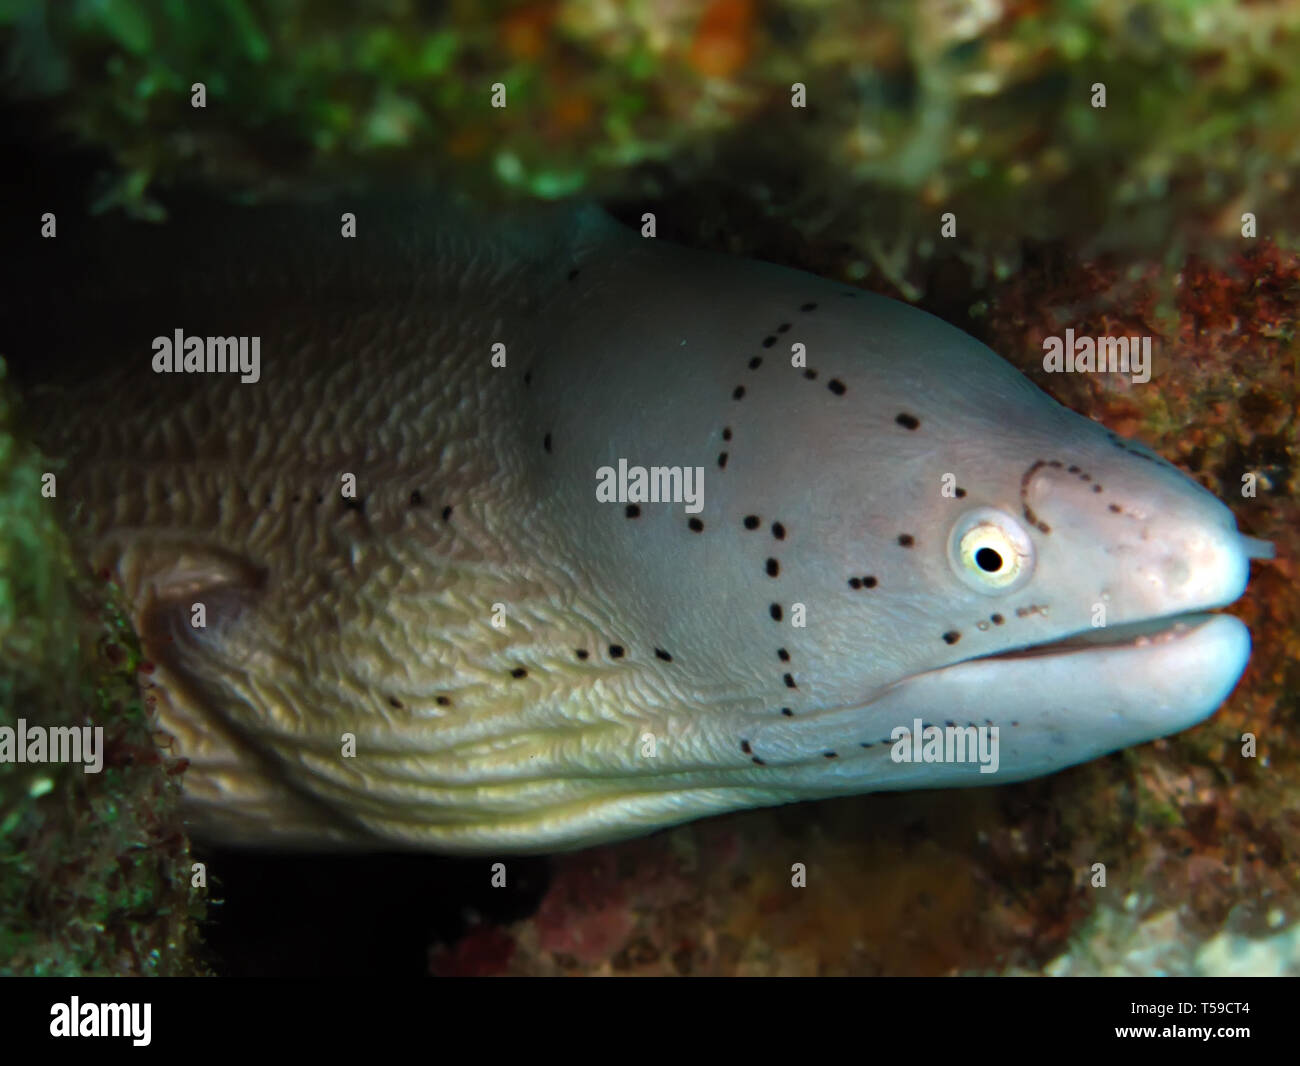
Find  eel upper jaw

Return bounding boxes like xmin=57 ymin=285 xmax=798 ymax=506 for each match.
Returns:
xmin=953 ymin=609 xmax=1237 ymax=664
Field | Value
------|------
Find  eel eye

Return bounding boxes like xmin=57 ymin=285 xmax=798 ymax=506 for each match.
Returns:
xmin=947 ymin=507 xmax=1035 ymax=594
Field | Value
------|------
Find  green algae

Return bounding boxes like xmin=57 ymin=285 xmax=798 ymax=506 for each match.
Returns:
xmin=0 ymin=0 xmax=1295 ymax=287
xmin=0 ymin=360 xmax=205 ymax=976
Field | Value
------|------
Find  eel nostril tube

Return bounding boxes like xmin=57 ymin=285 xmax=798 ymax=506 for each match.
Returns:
xmin=1239 ymin=535 xmax=1276 ymax=561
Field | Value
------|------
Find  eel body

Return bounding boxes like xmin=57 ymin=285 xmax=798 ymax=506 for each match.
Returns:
xmin=18 ymin=200 xmax=1268 ymax=853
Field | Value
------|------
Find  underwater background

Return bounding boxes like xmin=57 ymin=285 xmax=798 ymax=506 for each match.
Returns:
xmin=0 ymin=0 xmax=1296 ymax=976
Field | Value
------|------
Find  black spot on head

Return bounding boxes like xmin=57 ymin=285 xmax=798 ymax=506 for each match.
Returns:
xmin=770 ymin=603 xmax=783 ymax=621
xmin=895 ymin=412 xmax=920 ymax=430
xmin=772 ymin=522 xmax=786 ymax=540
xmin=1093 ymin=484 xmax=1103 ymax=493
xmin=718 ymin=452 xmax=729 ymax=469
xmin=342 ymin=497 xmax=365 ymax=514
xmin=823 ymin=751 xmax=837 ymax=759
xmin=863 ymin=576 xmax=877 ymax=588
xmin=625 ymin=504 xmax=641 ymax=518
xmin=654 ymin=648 xmax=673 ymax=662
xmin=749 ymin=356 xmax=763 ymax=370
xmin=575 ymin=649 xmax=589 ymax=660
xmin=955 ymin=487 xmax=966 ymax=498
xmin=523 ymin=370 xmax=532 ymax=386
xmin=848 ymin=577 xmax=862 ymax=589
xmin=435 ymin=695 xmax=452 ymax=706
xmin=744 ymin=514 xmax=760 ymax=530
xmin=1067 ymin=465 xmax=1080 ymax=474
xmin=828 ymin=379 xmax=846 ymax=396
xmin=783 ymin=673 xmax=797 ymax=688
xmin=723 ymin=427 xmax=733 ymax=441
xmin=510 ymin=667 xmax=528 ymax=678
xmin=733 ymin=386 xmax=745 ymax=400
xmin=762 ymin=336 xmax=776 ymax=348
xmin=688 ymin=517 xmax=704 ymax=532
xmin=800 ymin=301 xmax=818 ymax=312
xmin=777 ymin=648 xmax=790 ymax=662
xmin=388 ymin=697 xmax=403 ymax=709
xmin=991 ymin=614 xmax=1004 ymax=625
xmin=803 ymin=369 xmax=818 ymax=380
xmin=409 ymin=490 xmax=424 ymax=507
xmin=442 ymin=505 xmax=453 ymax=521
xmin=1109 ymin=503 xmax=1122 ymax=513
xmin=567 ymin=267 xmax=580 ymax=281
xmin=777 ymin=322 xmax=791 ymax=333
xmin=898 ymin=534 xmax=914 ymax=547
xmin=315 ymin=494 xmax=324 ymax=504
xmin=609 ymin=644 xmax=625 ymax=658
xmin=765 ymin=558 xmax=779 ymax=577
xmin=942 ymin=631 xmax=960 ymax=645
xmin=752 ymin=756 xmax=766 ymax=766
xmin=543 ymin=432 xmax=552 ymax=453
xmin=781 ymin=707 xmax=793 ymax=717
xmin=741 ymin=740 xmax=752 ymax=755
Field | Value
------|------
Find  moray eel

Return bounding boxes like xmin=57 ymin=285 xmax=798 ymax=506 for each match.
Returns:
xmin=16 ymin=198 xmax=1271 ymax=853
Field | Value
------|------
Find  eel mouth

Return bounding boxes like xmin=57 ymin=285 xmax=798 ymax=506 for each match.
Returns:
xmin=755 ymin=611 xmax=1251 ymax=782
xmin=767 ymin=543 xmax=1270 ymax=781
xmin=849 ymin=610 xmax=1253 ymax=772
xmin=965 ymin=610 xmax=1222 ymax=663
